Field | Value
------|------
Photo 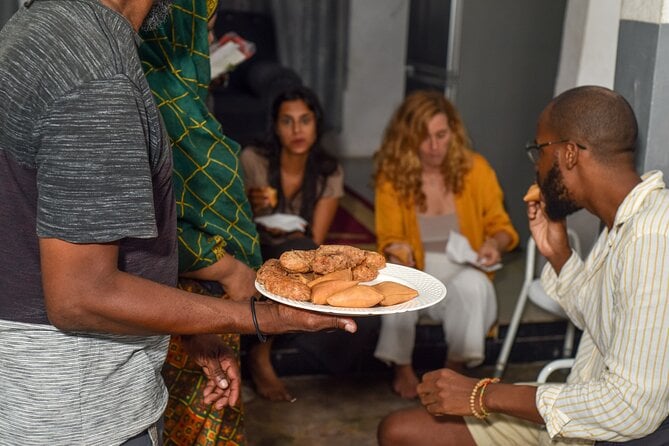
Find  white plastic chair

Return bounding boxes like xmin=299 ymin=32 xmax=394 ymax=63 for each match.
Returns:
xmin=493 ymin=229 xmax=582 ymax=378
xmin=537 ymin=358 xmax=575 ymax=383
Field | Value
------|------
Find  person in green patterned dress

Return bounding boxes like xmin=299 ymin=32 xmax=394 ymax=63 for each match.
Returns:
xmin=139 ymin=1 xmax=261 ymax=444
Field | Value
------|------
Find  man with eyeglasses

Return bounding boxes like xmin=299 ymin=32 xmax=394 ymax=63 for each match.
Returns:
xmin=378 ymin=85 xmax=669 ymax=445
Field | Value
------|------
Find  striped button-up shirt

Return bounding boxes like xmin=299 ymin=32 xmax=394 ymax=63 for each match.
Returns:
xmin=536 ymin=170 xmax=669 ymax=442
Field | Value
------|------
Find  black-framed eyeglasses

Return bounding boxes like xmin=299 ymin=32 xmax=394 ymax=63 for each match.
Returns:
xmin=525 ymin=139 xmax=587 ymax=163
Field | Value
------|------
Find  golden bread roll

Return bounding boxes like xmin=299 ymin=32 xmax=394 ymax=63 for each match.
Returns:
xmin=523 ymin=183 xmax=541 ymax=202
xmin=307 ymin=268 xmax=353 ymax=288
xmin=310 ymin=279 xmax=359 ymax=305
xmin=374 ymin=281 xmax=419 ymax=306
xmin=326 ymin=285 xmax=384 ymax=308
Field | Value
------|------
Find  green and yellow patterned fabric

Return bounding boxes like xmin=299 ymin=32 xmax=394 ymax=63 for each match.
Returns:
xmin=139 ymin=2 xmax=259 ymax=445
xmin=139 ymin=0 xmax=261 ymax=273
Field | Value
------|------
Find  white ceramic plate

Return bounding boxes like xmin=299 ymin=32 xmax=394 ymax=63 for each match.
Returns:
xmin=255 ymin=263 xmax=447 ymax=316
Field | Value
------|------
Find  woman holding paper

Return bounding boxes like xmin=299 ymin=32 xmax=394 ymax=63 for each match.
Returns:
xmin=373 ymin=91 xmax=518 ymax=399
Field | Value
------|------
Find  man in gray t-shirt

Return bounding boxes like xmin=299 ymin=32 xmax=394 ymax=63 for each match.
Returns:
xmin=0 ymin=1 xmax=356 ymax=444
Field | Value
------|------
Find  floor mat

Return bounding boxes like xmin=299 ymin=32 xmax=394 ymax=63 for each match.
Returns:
xmin=325 ymin=186 xmax=376 ymax=250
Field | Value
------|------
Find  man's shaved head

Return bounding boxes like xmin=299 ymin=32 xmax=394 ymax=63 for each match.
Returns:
xmin=546 ymin=86 xmax=638 ymax=162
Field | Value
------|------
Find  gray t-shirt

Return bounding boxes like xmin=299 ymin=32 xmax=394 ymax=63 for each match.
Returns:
xmin=0 ymin=1 xmax=177 ymax=444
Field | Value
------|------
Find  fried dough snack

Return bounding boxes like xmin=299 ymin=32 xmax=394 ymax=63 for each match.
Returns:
xmin=352 ymin=263 xmax=378 ymax=282
xmin=258 ymin=245 xmax=396 ymax=305
xmin=307 ymin=269 xmax=353 ymax=288
xmin=311 ymin=279 xmax=358 ymax=305
xmin=257 ymin=259 xmax=311 ymax=301
xmin=327 ymin=285 xmax=384 ymax=308
xmin=374 ymin=282 xmax=419 ymax=306
xmin=279 ymin=250 xmax=316 ymax=273
xmin=264 ymin=278 xmax=311 ymax=302
xmin=523 ymin=183 xmax=541 ymax=202
xmin=264 ymin=186 xmax=278 ymax=208
xmin=363 ymin=251 xmax=386 ymax=270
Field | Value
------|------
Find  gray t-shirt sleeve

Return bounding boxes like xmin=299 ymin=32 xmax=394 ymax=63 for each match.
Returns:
xmin=35 ymin=76 xmax=158 ymax=243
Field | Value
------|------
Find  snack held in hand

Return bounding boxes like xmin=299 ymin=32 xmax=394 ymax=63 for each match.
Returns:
xmin=256 ymin=245 xmax=419 ymax=307
xmin=265 ymin=186 xmax=278 ymax=208
xmin=523 ymin=183 xmax=541 ymax=202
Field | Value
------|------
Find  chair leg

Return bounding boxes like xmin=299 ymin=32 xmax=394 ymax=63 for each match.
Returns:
xmin=494 ymin=283 xmax=530 ymax=378
xmin=563 ymin=321 xmax=575 ymax=357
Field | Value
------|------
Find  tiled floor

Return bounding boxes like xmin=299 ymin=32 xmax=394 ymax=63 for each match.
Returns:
xmin=244 ymin=362 xmax=560 ymax=446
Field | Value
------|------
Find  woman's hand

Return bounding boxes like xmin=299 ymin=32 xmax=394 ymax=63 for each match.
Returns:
xmin=417 ymin=368 xmax=478 ymax=417
xmin=217 ymin=257 xmax=258 ymax=301
xmin=180 ymin=255 xmax=258 ymax=301
xmin=248 ymin=187 xmax=276 ymax=215
xmin=384 ymin=242 xmax=416 ymax=267
xmin=477 ymin=238 xmax=501 ymax=266
xmin=182 ymin=334 xmax=242 ymax=410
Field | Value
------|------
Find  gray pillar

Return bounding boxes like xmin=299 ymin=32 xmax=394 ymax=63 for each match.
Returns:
xmin=615 ymin=1 xmax=669 ymax=177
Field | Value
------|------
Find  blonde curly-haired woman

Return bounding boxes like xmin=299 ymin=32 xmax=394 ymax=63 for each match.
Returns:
xmin=373 ymin=90 xmax=519 ymax=399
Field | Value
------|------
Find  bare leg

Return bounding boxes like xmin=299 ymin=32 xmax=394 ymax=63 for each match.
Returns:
xmin=247 ymin=338 xmax=293 ymax=402
xmin=378 ymin=406 xmax=476 ymax=446
xmin=392 ymin=363 xmax=420 ymax=399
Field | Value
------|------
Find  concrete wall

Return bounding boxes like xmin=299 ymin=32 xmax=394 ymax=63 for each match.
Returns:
xmin=455 ymin=0 xmax=566 ymax=248
xmin=337 ymin=0 xmax=409 ymax=158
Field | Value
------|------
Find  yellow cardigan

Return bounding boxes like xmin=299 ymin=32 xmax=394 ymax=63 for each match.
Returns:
xmin=375 ymin=153 xmax=519 ymax=271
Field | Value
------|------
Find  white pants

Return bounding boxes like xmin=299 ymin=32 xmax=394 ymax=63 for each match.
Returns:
xmin=374 ymin=252 xmax=497 ymax=367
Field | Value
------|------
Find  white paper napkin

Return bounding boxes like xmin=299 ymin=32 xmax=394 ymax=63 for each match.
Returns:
xmin=446 ymin=230 xmax=502 ymax=272
xmin=254 ymin=213 xmax=307 ymax=232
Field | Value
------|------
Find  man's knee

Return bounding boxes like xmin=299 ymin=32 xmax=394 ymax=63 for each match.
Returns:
xmin=378 ymin=411 xmax=412 ymax=446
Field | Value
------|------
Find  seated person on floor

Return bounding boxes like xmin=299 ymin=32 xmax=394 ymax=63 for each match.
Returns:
xmin=241 ymin=85 xmax=377 ymax=401
xmin=373 ymin=90 xmax=519 ymax=399
xmin=377 ymin=86 xmax=669 ymax=446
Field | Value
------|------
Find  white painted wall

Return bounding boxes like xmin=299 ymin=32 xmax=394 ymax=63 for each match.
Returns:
xmin=555 ymin=0 xmax=621 ymax=95
xmin=337 ymin=0 xmax=409 ymax=158
xmin=621 ymin=0 xmax=669 ymax=23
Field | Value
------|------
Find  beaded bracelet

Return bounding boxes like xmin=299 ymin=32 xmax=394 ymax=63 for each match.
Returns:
xmin=250 ymin=296 xmax=268 ymax=343
xmin=479 ymin=377 xmax=499 ymax=418
xmin=469 ymin=377 xmax=500 ymax=419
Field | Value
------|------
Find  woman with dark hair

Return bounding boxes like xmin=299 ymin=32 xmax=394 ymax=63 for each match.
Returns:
xmin=240 ymin=85 xmax=344 ymax=400
xmin=241 ymin=85 xmax=343 ymax=260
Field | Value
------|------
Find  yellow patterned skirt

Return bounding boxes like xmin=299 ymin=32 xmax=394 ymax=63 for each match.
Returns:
xmin=162 ymin=279 xmax=246 ymax=446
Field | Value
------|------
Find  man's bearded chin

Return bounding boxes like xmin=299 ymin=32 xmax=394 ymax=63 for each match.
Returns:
xmin=540 ymin=162 xmax=581 ymax=221
xmin=140 ymin=0 xmax=174 ymax=32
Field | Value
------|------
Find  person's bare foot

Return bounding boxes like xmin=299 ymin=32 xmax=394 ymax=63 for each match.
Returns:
xmin=248 ymin=340 xmax=294 ymax=402
xmin=392 ymin=364 xmax=420 ymax=399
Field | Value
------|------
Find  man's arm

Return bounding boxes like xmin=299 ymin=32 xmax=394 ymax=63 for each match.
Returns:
xmin=40 ymin=238 xmax=356 ymax=335
xmin=311 ymin=196 xmax=339 ymax=245
xmin=535 ymin=232 xmax=669 ymax=441
xmin=417 ymin=369 xmax=543 ymax=423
